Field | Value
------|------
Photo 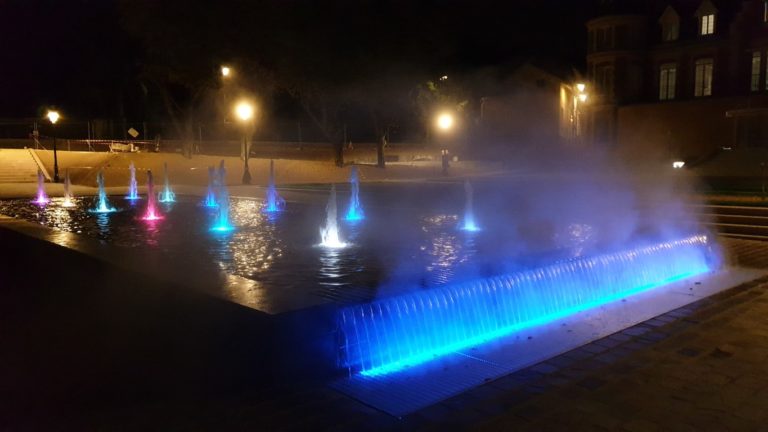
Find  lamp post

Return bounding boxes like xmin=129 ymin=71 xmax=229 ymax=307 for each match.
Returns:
xmin=435 ymin=112 xmax=455 ymax=175
xmin=46 ymin=110 xmax=60 ymax=182
xmin=234 ymin=101 xmax=255 ymax=185
xmin=572 ymin=83 xmax=588 ymax=144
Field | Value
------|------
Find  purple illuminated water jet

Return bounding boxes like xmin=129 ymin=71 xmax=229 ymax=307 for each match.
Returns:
xmin=32 ymin=169 xmax=49 ymax=205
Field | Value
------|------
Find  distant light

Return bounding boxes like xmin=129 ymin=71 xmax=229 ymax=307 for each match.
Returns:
xmin=221 ymin=66 xmax=231 ymax=77
xmin=46 ymin=110 xmax=60 ymax=124
xmin=440 ymin=75 xmax=448 ymax=81
xmin=576 ymin=83 xmax=586 ymax=93
xmin=436 ymin=113 xmax=454 ymax=131
xmin=673 ymin=161 xmax=685 ymax=169
xmin=234 ymin=101 xmax=254 ymax=121
xmin=578 ymin=94 xmax=588 ymax=102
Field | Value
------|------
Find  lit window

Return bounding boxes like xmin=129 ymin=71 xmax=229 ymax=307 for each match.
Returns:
xmin=764 ymin=1 xmax=768 ymax=23
xmin=659 ymin=63 xmax=677 ymax=100
xmin=752 ymin=51 xmax=762 ymax=92
xmin=695 ymin=58 xmax=714 ymax=97
xmin=700 ymin=14 xmax=715 ymax=35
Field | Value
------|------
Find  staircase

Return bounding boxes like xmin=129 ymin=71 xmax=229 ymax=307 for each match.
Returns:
xmin=0 ymin=148 xmax=43 ymax=183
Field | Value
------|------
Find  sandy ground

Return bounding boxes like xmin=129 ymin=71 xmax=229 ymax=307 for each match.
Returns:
xmin=28 ymin=150 xmax=506 ymax=192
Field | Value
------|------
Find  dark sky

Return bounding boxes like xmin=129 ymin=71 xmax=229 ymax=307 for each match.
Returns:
xmin=0 ymin=0 xmax=604 ymax=120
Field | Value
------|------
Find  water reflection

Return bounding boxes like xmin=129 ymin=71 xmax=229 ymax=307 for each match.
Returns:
xmin=420 ymin=214 xmax=476 ymax=285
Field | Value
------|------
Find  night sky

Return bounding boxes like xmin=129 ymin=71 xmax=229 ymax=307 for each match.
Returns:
xmin=0 ymin=0 xmax=607 ymax=120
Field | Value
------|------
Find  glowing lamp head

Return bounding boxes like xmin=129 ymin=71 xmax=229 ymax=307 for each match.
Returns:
xmin=578 ymin=94 xmax=588 ymax=102
xmin=221 ymin=66 xmax=231 ymax=77
xmin=436 ymin=113 xmax=454 ymax=131
xmin=234 ymin=101 xmax=254 ymax=122
xmin=46 ymin=110 xmax=60 ymax=124
xmin=576 ymin=83 xmax=586 ymax=93
xmin=673 ymin=161 xmax=685 ymax=169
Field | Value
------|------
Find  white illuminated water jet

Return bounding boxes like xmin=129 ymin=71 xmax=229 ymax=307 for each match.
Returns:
xmin=127 ymin=162 xmax=140 ymax=200
xmin=345 ymin=165 xmax=364 ymax=221
xmin=461 ymin=180 xmax=479 ymax=231
xmin=158 ymin=162 xmax=175 ymax=203
xmin=320 ymin=185 xmax=346 ymax=248
xmin=62 ymin=169 xmax=75 ymax=207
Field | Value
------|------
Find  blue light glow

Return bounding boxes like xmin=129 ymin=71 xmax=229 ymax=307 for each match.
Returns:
xmin=338 ymin=235 xmax=715 ymax=376
xmin=90 ymin=171 xmax=117 ymax=213
xmin=158 ymin=162 xmax=175 ymax=203
xmin=126 ymin=162 xmax=140 ymax=200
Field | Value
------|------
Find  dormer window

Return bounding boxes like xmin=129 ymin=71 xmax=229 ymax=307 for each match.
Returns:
xmin=659 ymin=6 xmax=680 ymax=42
xmin=695 ymin=0 xmax=718 ymax=36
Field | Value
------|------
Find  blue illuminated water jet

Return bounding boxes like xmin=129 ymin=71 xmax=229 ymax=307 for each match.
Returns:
xmin=338 ymin=235 xmax=716 ymax=376
xmin=211 ymin=160 xmax=233 ymax=232
xmin=460 ymin=180 xmax=479 ymax=231
xmin=345 ymin=165 xmax=364 ymax=221
xmin=90 ymin=170 xmax=116 ymax=213
xmin=126 ymin=162 xmax=140 ymax=200
xmin=202 ymin=166 xmax=218 ymax=208
xmin=264 ymin=159 xmax=285 ymax=213
xmin=158 ymin=162 xmax=176 ymax=203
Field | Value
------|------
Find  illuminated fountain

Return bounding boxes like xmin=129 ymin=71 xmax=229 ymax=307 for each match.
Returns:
xmin=62 ymin=170 xmax=75 ymax=207
xmin=90 ymin=170 xmax=117 ymax=213
xmin=32 ymin=169 xmax=49 ymax=205
xmin=202 ymin=166 xmax=218 ymax=208
xmin=338 ymin=235 xmax=716 ymax=376
xmin=460 ymin=180 xmax=479 ymax=231
xmin=142 ymin=170 xmax=162 ymax=221
xmin=158 ymin=162 xmax=176 ymax=203
xmin=126 ymin=162 xmax=140 ymax=200
xmin=345 ymin=165 xmax=364 ymax=221
xmin=320 ymin=185 xmax=346 ymax=248
xmin=211 ymin=161 xmax=233 ymax=232
xmin=264 ymin=159 xmax=285 ymax=213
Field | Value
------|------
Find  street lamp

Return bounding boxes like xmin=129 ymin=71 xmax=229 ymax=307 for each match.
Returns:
xmin=436 ymin=112 xmax=454 ymax=131
xmin=234 ymin=101 xmax=255 ymax=184
xmin=221 ymin=65 xmax=231 ymax=78
xmin=46 ymin=110 xmax=60 ymax=183
xmin=435 ymin=112 xmax=455 ymax=174
xmin=572 ymin=83 xmax=588 ymax=142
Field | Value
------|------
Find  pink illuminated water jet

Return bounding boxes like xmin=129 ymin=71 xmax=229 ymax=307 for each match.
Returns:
xmin=142 ymin=170 xmax=163 ymax=221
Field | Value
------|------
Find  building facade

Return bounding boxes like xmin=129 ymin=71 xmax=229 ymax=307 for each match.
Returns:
xmin=586 ymin=0 xmax=768 ymax=163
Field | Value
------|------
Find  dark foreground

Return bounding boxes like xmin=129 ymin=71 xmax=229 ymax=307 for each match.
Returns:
xmin=2 ymin=224 xmax=768 ymax=431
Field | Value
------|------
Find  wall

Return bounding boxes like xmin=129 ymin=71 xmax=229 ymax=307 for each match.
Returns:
xmin=616 ymin=97 xmax=739 ymax=163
